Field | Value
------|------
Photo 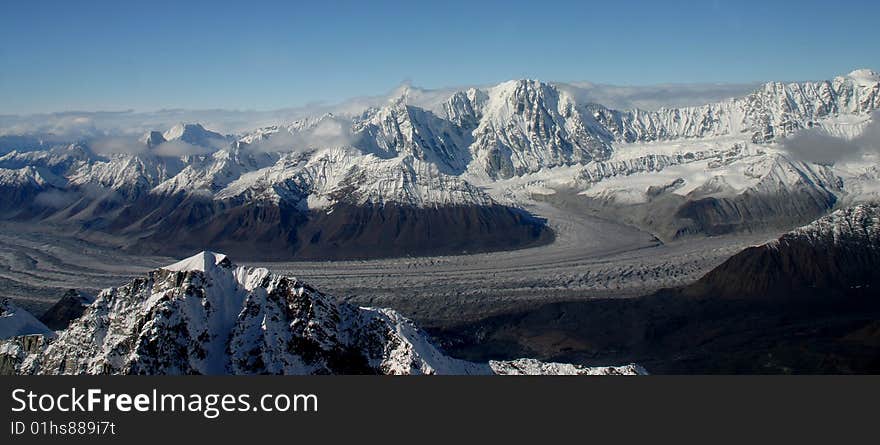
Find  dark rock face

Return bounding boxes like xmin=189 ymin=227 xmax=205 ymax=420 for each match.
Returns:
xmin=673 ymin=187 xmax=838 ymax=238
xmin=682 ymin=238 xmax=880 ymax=299
xmin=128 ymin=200 xmax=554 ymax=260
xmin=2 ymin=178 xmax=554 ymax=260
xmin=39 ymin=289 xmax=94 ymax=331
xmin=433 ymin=289 xmax=880 ymax=374
xmin=292 ymin=203 xmax=554 ymax=260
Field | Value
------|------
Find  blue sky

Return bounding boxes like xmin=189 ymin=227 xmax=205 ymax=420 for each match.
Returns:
xmin=1 ymin=0 xmax=877 ymax=114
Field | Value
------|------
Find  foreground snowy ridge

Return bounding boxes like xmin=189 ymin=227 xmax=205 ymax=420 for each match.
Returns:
xmin=3 ymin=252 xmax=644 ymax=375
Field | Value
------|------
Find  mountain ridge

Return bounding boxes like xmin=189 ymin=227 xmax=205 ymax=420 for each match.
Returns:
xmin=1 ymin=252 xmax=643 ymax=375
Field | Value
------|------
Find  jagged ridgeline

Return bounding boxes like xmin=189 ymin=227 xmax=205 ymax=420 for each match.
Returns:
xmin=0 ymin=252 xmax=644 ymax=375
xmin=0 ymin=70 xmax=878 ymax=258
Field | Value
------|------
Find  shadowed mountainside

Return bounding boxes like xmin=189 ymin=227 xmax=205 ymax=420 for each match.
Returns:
xmin=432 ymin=204 xmax=880 ymax=374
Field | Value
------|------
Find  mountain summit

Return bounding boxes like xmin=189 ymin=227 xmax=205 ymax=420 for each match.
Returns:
xmin=5 ymin=252 xmax=643 ymax=375
xmin=162 ymin=123 xmax=229 ymax=149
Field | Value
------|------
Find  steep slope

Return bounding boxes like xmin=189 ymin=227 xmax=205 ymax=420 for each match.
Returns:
xmin=683 ymin=203 xmax=880 ymax=298
xmin=468 ymin=79 xmax=613 ymax=179
xmin=13 ymin=252 xmax=641 ymax=375
xmin=0 ymin=166 xmax=65 ymax=215
xmin=353 ymin=94 xmax=474 ymax=174
xmin=38 ymin=289 xmax=95 ymax=331
xmin=0 ymin=298 xmax=54 ymax=338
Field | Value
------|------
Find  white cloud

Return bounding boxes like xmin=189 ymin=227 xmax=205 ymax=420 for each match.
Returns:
xmin=88 ymin=135 xmax=146 ymax=155
xmin=559 ymin=81 xmax=762 ymax=111
xmin=249 ymin=118 xmax=356 ymax=153
xmin=33 ymin=189 xmax=79 ymax=208
xmin=781 ymin=112 xmax=880 ymax=165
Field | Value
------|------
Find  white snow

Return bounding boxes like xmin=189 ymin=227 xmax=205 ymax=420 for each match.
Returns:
xmin=163 ymin=251 xmax=228 ymax=272
xmin=24 ymin=252 xmax=646 ymax=375
xmin=490 ymin=358 xmax=647 ymax=375
xmin=2 ymin=69 xmax=877 ymax=214
xmin=0 ymin=299 xmax=54 ymax=339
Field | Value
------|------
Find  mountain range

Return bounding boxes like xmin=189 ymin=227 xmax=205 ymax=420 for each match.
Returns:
xmin=1 ymin=70 xmax=878 ymax=259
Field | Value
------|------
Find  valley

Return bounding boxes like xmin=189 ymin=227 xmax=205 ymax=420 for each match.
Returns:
xmin=0 ymin=196 xmax=776 ymax=326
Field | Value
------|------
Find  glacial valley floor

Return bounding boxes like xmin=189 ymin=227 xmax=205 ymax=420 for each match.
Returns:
xmin=0 ymin=200 xmax=779 ymax=326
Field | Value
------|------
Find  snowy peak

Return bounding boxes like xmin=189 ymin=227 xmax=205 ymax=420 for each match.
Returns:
xmin=846 ymin=68 xmax=880 ymax=84
xmin=484 ymin=79 xmax=562 ymax=122
xmin=354 ymin=96 xmax=473 ymax=173
xmin=441 ymin=88 xmax=487 ymax=128
xmin=471 ymin=78 xmax=612 ymax=178
xmin=163 ymin=123 xmax=228 ymax=149
xmin=162 ymin=251 xmax=230 ymax=272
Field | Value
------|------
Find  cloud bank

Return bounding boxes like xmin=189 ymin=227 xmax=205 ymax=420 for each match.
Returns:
xmin=87 ymin=134 xmax=217 ymax=157
xmin=249 ymin=118 xmax=356 ymax=153
xmin=781 ymin=112 xmax=880 ymax=165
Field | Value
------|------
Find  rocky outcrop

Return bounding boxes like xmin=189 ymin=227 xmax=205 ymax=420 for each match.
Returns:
xmin=38 ymin=289 xmax=94 ymax=331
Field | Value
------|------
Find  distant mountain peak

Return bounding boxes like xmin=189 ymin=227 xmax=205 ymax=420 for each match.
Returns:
xmin=847 ymin=68 xmax=880 ymax=82
xmin=162 ymin=123 xmax=228 ymax=149
xmin=140 ymin=130 xmax=166 ymax=148
xmin=163 ymin=122 xmax=206 ymax=139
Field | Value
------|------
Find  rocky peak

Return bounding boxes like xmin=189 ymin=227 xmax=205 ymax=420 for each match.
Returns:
xmin=140 ymin=130 xmax=167 ymax=149
xmin=14 ymin=253 xmax=642 ymax=375
xmin=163 ymin=123 xmax=229 ymax=149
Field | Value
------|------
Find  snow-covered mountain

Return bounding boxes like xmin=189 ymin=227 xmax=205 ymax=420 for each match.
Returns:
xmin=3 ymin=252 xmax=644 ymax=375
xmin=162 ymin=123 xmax=231 ymax=150
xmin=589 ymin=69 xmax=880 ymax=144
xmin=0 ymin=70 xmax=877 ymax=258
